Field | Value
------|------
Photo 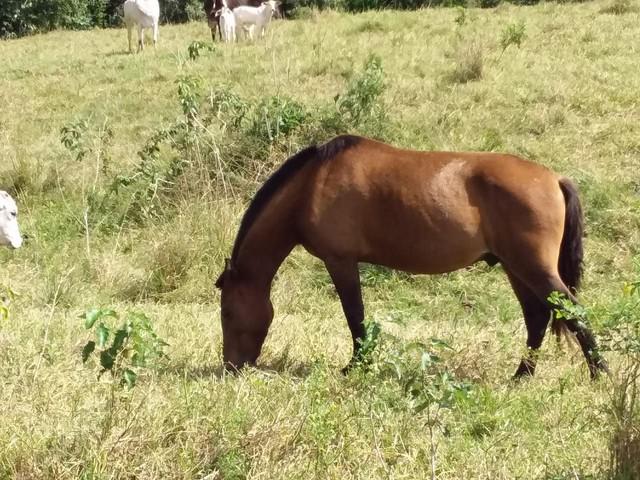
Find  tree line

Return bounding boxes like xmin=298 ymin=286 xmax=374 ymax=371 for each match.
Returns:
xmin=1 ymin=0 xmax=546 ymax=39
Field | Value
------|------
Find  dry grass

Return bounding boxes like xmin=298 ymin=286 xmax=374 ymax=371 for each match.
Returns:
xmin=1 ymin=1 xmax=640 ymax=478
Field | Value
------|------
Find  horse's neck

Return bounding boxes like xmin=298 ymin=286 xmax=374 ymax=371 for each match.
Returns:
xmin=233 ymin=200 xmax=299 ymax=291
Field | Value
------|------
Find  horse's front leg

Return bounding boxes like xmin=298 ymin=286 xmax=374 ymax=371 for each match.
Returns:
xmin=324 ymin=258 xmax=365 ymax=372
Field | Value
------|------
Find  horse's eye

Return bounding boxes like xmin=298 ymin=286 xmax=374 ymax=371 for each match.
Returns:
xmin=10 ymin=212 xmax=17 ymax=218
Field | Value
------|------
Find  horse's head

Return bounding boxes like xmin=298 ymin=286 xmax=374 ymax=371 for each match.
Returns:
xmin=205 ymin=0 xmax=224 ymax=26
xmin=0 ymin=191 xmax=22 ymax=249
xmin=216 ymin=258 xmax=273 ymax=371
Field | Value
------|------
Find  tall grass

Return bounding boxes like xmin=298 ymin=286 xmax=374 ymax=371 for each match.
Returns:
xmin=1 ymin=2 xmax=640 ymax=478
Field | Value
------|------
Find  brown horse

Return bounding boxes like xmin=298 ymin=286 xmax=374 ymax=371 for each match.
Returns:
xmin=216 ymin=135 xmax=608 ymax=379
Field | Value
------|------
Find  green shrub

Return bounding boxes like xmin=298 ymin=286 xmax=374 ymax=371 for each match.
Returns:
xmin=500 ymin=20 xmax=526 ymax=54
xmin=81 ymin=308 xmax=168 ymax=388
xmin=334 ymin=54 xmax=386 ymax=128
xmin=75 ymin=56 xmax=388 ymax=230
xmin=598 ymin=274 xmax=640 ymax=480
xmin=249 ymin=96 xmax=308 ymax=143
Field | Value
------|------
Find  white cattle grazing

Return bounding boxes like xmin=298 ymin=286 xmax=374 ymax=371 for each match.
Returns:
xmin=0 ymin=191 xmax=22 ymax=249
xmin=124 ymin=0 xmax=160 ymax=53
xmin=233 ymin=1 xmax=280 ymax=40
xmin=217 ymin=6 xmax=237 ymax=43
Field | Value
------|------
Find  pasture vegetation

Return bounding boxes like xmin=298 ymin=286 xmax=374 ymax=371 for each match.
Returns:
xmin=0 ymin=1 xmax=639 ymax=478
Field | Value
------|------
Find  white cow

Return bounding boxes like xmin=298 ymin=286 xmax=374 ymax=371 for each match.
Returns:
xmin=0 ymin=191 xmax=22 ymax=249
xmin=124 ymin=0 xmax=160 ymax=53
xmin=217 ymin=6 xmax=237 ymax=43
xmin=233 ymin=1 xmax=280 ymax=40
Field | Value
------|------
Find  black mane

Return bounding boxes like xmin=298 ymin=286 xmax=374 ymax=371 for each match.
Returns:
xmin=229 ymin=135 xmax=361 ymax=263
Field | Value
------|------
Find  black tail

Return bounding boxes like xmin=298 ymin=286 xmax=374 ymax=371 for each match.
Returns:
xmin=552 ymin=178 xmax=584 ymax=337
xmin=557 ymin=178 xmax=584 ymax=293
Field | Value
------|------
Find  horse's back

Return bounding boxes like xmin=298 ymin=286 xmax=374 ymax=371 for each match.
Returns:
xmin=298 ymin=137 xmax=565 ymax=274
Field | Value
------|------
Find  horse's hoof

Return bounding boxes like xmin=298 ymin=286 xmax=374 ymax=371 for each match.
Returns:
xmin=589 ymin=358 xmax=611 ymax=380
xmin=341 ymin=363 xmax=355 ymax=375
xmin=512 ymin=360 xmax=536 ymax=380
xmin=341 ymin=357 xmax=363 ymax=375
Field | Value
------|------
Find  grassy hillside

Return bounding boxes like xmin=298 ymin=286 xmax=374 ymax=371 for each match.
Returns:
xmin=1 ymin=2 xmax=639 ymax=478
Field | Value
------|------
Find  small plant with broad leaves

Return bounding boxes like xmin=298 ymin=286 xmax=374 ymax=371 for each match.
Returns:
xmin=0 ymin=284 xmax=15 ymax=324
xmin=547 ymin=290 xmax=589 ymax=323
xmin=81 ymin=308 xmax=168 ymax=388
xmin=188 ymin=40 xmax=214 ymax=61
xmin=389 ymin=339 xmax=472 ymax=412
xmin=356 ymin=330 xmax=472 ymax=480
xmin=60 ymin=118 xmax=113 ymax=170
xmin=398 ymin=339 xmax=471 ymax=480
xmin=354 ymin=319 xmax=382 ymax=365
xmin=499 ymin=21 xmax=526 ymax=56
xmin=177 ymin=75 xmax=203 ymax=122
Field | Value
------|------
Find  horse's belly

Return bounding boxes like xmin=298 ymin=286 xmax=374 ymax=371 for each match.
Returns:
xmin=304 ymin=155 xmax=489 ymax=273
xmin=361 ymin=238 xmax=486 ymax=274
xmin=304 ymin=202 xmax=487 ymax=275
xmin=359 ymin=219 xmax=487 ymax=274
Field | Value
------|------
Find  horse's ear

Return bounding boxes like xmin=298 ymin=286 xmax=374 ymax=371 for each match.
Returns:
xmin=215 ymin=258 xmax=233 ymax=290
xmin=215 ymin=271 xmax=225 ymax=290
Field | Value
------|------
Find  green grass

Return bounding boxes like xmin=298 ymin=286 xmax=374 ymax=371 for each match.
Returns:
xmin=1 ymin=2 xmax=640 ymax=478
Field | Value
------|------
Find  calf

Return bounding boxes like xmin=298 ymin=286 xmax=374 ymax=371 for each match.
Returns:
xmin=233 ymin=1 xmax=280 ymax=40
xmin=204 ymin=0 xmax=282 ymax=41
xmin=217 ymin=6 xmax=237 ymax=43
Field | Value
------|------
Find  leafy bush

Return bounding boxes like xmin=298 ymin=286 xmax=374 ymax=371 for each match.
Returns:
xmin=338 ymin=54 xmax=385 ymax=119
xmin=187 ymin=40 xmax=214 ymax=61
xmin=499 ymin=21 xmax=526 ymax=54
xmin=52 ymin=55 xmax=388 ymax=234
xmin=249 ymin=96 xmax=308 ymax=143
xmin=81 ymin=308 xmax=168 ymax=388
xmin=351 ymin=323 xmax=472 ymax=476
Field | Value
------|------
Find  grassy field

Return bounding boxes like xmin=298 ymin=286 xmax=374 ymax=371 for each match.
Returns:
xmin=1 ymin=1 xmax=640 ymax=478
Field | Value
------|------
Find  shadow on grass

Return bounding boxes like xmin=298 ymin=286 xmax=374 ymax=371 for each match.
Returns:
xmin=540 ymin=472 xmax=605 ymax=480
xmin=158 ymin=357 xmax=316 ymax=380
xmin=105 ymin=50 xmax=132 ymax=57
xmin=158 ymin=363 xmax=225 ymax=380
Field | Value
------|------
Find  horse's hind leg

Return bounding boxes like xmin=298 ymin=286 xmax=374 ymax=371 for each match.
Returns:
xmin=505 ymin=269 xmax=552 ymax=378
xmin=324 ymin=258 xmax=365 ymax=370
xmin=509 ymin=266 xmax=607 ymax=378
